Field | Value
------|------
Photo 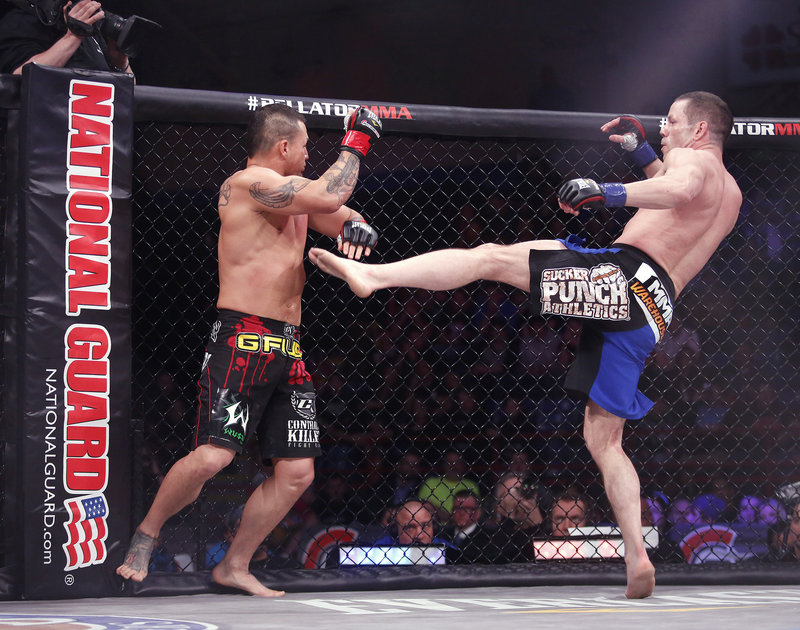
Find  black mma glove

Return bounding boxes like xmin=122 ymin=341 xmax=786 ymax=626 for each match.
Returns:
xmin=338 ymin=219 xmax=379 ymax=251
xmin=558 ymin=178 xmax=627 ymax=211
xmin=341 ymin=107 xmax=382 ymax=158
xmin=67 ymin=14 xmax=95 ymax=37
xmin=607 ymin=114 xmax=658 ymax=169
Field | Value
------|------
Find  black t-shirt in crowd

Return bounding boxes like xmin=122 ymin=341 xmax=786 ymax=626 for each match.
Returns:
xmin=0 ymin=9 xmax=111 ymax=74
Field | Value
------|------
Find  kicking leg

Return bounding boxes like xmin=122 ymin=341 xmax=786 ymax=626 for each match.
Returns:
xmin=116 ymin=444 xmax=234 ymax=582
xmin=212 ymin=457 xmax=315 ymax=597
xmin=309 ymin=239 xmax=564 ymax=297
xmin=583 ymin=401 xmax=655 ymax=599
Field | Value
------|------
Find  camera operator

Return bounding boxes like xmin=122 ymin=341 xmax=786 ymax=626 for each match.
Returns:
xmin=0 ymin=0 xmax=133 ymax=76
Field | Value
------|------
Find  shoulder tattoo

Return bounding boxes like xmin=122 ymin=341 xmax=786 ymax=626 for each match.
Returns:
xmin=249 ymin=178 xmax=310 ymax=208
xmin=219 ymin=178 xmax=232 ymax=207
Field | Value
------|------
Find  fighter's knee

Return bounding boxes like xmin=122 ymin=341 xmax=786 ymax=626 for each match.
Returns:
xmin=474 ymin=242 xmax=503 ymax=258
xmin=474 ymin=242 xmax=509 ymax=274
xmin=583 ymin=423 xmax=623 ymax=460
xmin=582 ymin=428 xmax=604 ymax=458
xmin=191 ymin=444 xmax=236 ymax=477
xmin=276 ymin=458 xmax=315 ymax=494
xmin=298 ymin=468 xmax=315 ymax=492
xmin=293 ymin=462 xmax=315 ymax=491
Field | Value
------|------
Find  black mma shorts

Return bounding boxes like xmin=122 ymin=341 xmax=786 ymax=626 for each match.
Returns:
xmin=194 ymin=309 xmax=321 ymax=462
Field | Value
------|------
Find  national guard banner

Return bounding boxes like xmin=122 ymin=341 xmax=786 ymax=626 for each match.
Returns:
xmin=13 ymin=64 xmax=133 ymax=598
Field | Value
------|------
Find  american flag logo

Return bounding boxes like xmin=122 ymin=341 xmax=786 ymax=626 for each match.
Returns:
xmin=62 ymin=494 xmax=108 ymax=570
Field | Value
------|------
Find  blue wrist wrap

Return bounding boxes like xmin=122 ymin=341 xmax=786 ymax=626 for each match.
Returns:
xmin=630 ymin=142 xmax=658 ymax=169
xmin=600 ymin=183 xmax=627 ymax=207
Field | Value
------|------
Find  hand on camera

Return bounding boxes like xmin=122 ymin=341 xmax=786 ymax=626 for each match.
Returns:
xmin=64 ymin=0 xmax=104 ymax=38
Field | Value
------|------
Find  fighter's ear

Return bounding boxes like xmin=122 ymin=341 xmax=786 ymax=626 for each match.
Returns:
xmin=694 ymin=120 xmax=708 ymax=140
xmin=277 ymin=138 xmax=290 ymax=159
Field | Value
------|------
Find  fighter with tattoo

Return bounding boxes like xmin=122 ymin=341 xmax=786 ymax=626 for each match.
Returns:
xmin=117 ymin=103 xmax=381 ymax=596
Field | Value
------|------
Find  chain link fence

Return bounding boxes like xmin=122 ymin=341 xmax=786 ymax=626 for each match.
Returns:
xmin=128 ymin=112 xmax=800 ymax=576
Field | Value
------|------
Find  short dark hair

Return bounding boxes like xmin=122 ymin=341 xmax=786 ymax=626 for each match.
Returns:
xmin=245 ymin=103 xmax=306 ymax=158
xmin=453 ymin=489 xmax=480 ymax=502
xmin=552 ymin=486 xmax=590 ymax=508
xmin=674 ymin=91 xmax=733 ymax=145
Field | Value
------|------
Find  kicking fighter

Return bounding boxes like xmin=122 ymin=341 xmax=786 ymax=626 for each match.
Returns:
xmin=310 ymin=92 xmax=741 ymax=598
xmin=117 ymin=103 xmax=381 ymax=597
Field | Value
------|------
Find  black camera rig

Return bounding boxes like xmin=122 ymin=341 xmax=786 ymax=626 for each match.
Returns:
xmin=7 ymin=0 xmax=160 ymax=57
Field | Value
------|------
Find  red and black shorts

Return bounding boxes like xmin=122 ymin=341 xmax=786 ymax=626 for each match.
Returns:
xmin=194 ymin=309 xmax=321 ymax=463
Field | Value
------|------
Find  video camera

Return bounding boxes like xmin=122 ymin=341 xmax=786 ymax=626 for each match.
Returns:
xmin=11 ymin=0 xmax=161 ymax=57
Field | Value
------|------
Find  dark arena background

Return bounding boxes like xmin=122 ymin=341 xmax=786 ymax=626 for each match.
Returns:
xmin=1 ymin=64 xmax=800 ymax=602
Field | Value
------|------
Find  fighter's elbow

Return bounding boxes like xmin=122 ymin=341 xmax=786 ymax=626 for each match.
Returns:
xmin=321 ymin=197 xmax=344 ymax=214
xmin=669 ymin=177 xmax=703 ymax=206
xmin=307 ymin=197 xmax=343 ymax=215
xmin=670 ymin=188 xmax=695 ymax=206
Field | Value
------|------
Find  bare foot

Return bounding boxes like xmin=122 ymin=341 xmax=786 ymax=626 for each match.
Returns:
xmin=212 ymin=562 xmax=285 ymax=598
xmin=625 ymin=557 xmax=656 ymax=599
xmin=308 ymin=247 xmax=374 ymax=298
xmin=116 ymin=529 xmax=157 ymax=582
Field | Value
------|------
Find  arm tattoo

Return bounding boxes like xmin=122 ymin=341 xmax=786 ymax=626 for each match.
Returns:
xmin=322 ymin=154 xmax=360 ymax=205
xmin=219 ymin=178 xmax=232 ymax=207
xmin=249 ymin=178 xmax=310 ymax=208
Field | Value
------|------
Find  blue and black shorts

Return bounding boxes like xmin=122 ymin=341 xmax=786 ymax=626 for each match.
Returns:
xmin=528 ymin=239 xmax=675 ymax=419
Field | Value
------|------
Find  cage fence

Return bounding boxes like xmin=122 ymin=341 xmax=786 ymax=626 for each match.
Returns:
xmin=128 ymin=113 xmax=800 ymax=576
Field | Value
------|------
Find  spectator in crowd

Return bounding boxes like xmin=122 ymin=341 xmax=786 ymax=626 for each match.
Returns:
xmin=640 ymin=493 xmax=683 ymax=561
xmin=705 ymin=473 xmax=740 ymax=521
xmin=206 ymin=505 xmax=263 ymax=569
xmin=312 ymin=473 xmax=368 ymax=525
xmin=485 ymin=473 xmax=547 ymax=563
xmin=445 ymin=387 xmax=490 ymax=436
xmin=666 ymin=496 xmax=706 ymax=543
xmin=431 ymin=316 xmax=473 ymax=374
xmin=446 ymin=491 xmax=484 ymax=546
xmin=451 ymin=202 xmax=486 ymax=249
xmin=692 ymin=380 xmax=731 ymax=432
xmin=667 ymin=497 xmax=703 ymax=528
xmin=758 ymin=498 xmax=787 ymax=527
xmin=692 ymin=493 xmax=727 ymax=524
xmin=516 ymin=317 xmax=565 ymax=395
xmin=493 ymin=473 xmax=547 ymax=532
xmin=550 ymin=488 xmax=591 ymax=537
xmin=641 ymin=492 xmax=669 ymax=530
xmin=291 ymin=484 xmax=320 ymax=532
xmin=0 ymin=0 xmax=135 ymax=76
xmin=649 ymin=318 xmax=702 ymax=370
xmin=374 ymin=500 xmax=451 ymax=548
xmin=488 ymin=395 xmax=534 ymax=442
xmin=446 ymin=489 xmax=529 ymax=565
xmin=136 ymin=370 xmax=192 ymax=494
xmin=367 ymin=450 xmax=424 ymax=518
xmin=496 ymin=445 xmax=533 ymax=481
xmin=471 ymin=317 xmax=514 ymax=402
xmin=391 ymin=395 xmax=432 ymax=452
xmin=206 ymin=504 xmax=302 ymax=570
xmin=769 ymin=501 xmax=800 ymax=561
xmin=417 ymin=449 xmax=481 ymax=521
xmin=738 ymin=495 xmax=768 ymax=526
xmin=141 ymin=369 xmax=180 ymax=421
xmin=430 ymin=375 xmax=469 ymax=435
